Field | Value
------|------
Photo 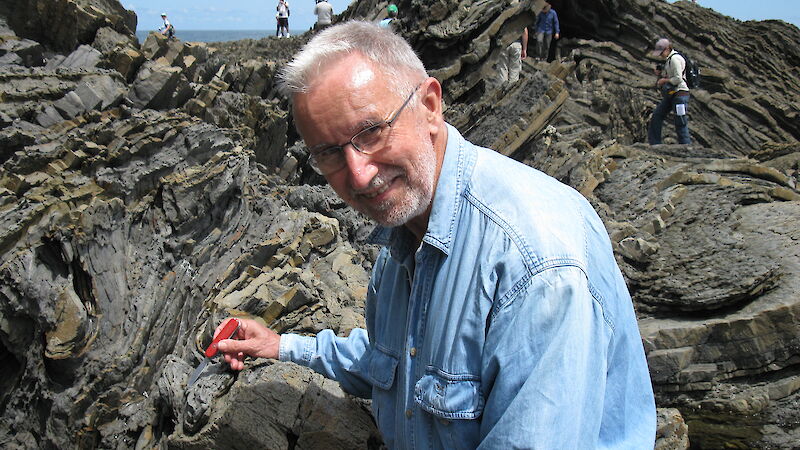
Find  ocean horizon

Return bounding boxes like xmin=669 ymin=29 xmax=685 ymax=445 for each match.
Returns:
xmin=135 ymin=29 xmax=308 ymax=44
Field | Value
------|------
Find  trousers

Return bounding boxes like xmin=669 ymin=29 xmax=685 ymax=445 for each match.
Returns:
xmin=535 ymin=32 xmax=553 ymax=60
xmin=648 ymin=92 xmax=691 ymax=145
xmin=497 ymin=42 xmax=522 ymax=84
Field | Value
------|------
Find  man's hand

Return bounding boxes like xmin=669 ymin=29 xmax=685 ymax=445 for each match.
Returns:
xmin=214 ymin=318 xmax=281 ymax=371
xmin=656 ymin=77 xmax=668 ymax=87
xmin=554 ymin=33 xmax=560 ymax=40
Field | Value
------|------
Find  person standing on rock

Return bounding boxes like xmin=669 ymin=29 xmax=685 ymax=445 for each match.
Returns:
xmin=276 ymin=0 xmax=291 ymax=38
xmin=648 ymin=37 xmax=691 ymax=145
xmin=534 ymin=1 xmax=559 ymax=61
xmin=215 ymin=20 xmax=656 ymax=448
xmin=496 ymin=27 xmax=528 ymax=86
xmin=314 ymin=0 xmax=334 ymax=31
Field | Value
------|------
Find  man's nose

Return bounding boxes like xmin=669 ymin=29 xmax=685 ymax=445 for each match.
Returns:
xmin=342 ymin=145 xmax=379 ymax=189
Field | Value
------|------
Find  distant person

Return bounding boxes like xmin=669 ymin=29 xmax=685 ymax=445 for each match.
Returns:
xmin=648 ymin=37 xmax=691 ymax=145
xmin=534 ymin=2 xmax=560 ymax=61
xmin=277 ymin=0 xmax=291 ymax=38
xmin=378 ymin=4 xmax=398 ymax=28
xmin=496 ymin=27 xmax=528 ymax=85
xmin=314 ymin=0 xmax=334 ymax=31
xmin=159 ymin=13 xmax=175 ymax=39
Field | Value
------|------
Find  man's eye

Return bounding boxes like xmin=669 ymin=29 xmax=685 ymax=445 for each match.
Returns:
xmin=354 ymin=124 xmax=385 ymax=144
xmin=313 ymin=146 xmax=342 ymax=159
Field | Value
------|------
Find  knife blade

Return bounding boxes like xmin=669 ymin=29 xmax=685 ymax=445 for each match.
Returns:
xmin=187 ymin=318 xmax=240 ymax=386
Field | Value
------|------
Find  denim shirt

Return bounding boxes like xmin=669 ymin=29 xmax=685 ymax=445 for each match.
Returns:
xmin=280 ymin=124 xmax=656 ymax=448
xmin=535 ymin=9 xmax=560 ymax=35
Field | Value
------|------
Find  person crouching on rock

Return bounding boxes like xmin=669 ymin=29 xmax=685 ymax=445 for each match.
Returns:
xmin=159 ymin=13 xmax=175 ymax=39
xmin=648 ymin=37 xmax=691 ymax=145
xmin=214 ymin=20 xmax=656 ymax=448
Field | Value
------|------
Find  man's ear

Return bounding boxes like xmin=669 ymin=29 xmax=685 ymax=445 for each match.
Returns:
xmin=419 ymin=77 xmax=443 ymax=129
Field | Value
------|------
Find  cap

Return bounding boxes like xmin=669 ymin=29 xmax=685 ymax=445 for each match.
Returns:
xmin=387 ymin=4 xmax=398 ymax=13
xmin=161 ymin=12 xmax=167 ymax=16
xmin=651 ymin=38 xmax=670 ymax=56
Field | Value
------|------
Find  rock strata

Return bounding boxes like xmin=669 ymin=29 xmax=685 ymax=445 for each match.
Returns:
xmin=0 ymin=0 xmax=799 ymax=449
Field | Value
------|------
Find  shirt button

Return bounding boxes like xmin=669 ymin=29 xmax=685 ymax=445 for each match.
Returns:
xmin=405 ymin=409 xmax=413 ymax=418
xmin=439 ymin=418 xmax=450 ymax=426
xmin=409 ymin=347 xmax=417 ymax=357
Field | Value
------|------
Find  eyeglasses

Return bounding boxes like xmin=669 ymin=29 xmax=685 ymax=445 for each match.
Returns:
xmin=307 ymin=84 xmax=421 ymax=175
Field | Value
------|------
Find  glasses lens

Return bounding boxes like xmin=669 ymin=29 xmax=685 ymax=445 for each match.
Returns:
xmin=352 ymin=123 xmax=388 ymax=154
xmin=310 ymin=146 xmax=345 ymax=175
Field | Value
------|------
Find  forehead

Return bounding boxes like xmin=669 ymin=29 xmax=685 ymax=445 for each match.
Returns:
xmin=293 ymin=55 xmax=395 ymax=139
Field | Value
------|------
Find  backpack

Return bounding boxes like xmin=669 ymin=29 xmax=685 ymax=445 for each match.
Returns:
xmin=670 ymin=51 xmax=701 ymax=89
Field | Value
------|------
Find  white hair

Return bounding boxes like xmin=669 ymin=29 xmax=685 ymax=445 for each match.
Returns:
xmin=277 ymin=21 xmax=428 ymax=100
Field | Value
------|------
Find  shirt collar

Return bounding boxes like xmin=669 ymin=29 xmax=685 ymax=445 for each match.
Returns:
xmin=368 ymin=123 xmax=473 ymax=259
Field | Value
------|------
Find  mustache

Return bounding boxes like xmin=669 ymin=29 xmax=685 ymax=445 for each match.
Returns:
xmin=351 ymin=168 xmax=405 ymax=196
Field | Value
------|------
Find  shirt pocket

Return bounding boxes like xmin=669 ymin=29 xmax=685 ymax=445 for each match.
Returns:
xmin=414 ymin=369 xmax=484 ymax=449
xmin=414 ymin=369 xmax=484 ymax=418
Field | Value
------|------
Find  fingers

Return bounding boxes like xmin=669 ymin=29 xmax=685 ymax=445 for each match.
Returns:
xmin=213 ymin=317 xmax=238 ymax=340
xmin=211 ymin=317 xmax=280 ymax=368
xmin=223 ymin=351 xmax=246 ymax=371
xmin=217 ymin=335 xmax=252 ymax=355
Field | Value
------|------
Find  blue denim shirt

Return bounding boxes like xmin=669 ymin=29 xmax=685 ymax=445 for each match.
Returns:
xmin=535 ymin=9 xmax=560 ymax=35
xmin=280 ymin=124 xmax=656 ymax=448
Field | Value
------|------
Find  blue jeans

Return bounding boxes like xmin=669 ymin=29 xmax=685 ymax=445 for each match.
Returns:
xmin=648 ymin=92 xmax=691 ymax=144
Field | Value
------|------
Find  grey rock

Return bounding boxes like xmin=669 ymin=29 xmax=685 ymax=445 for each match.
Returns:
xmin=92 ymin=26 xmax=138 ymax=54
xmin=58 ymin=44 xmax=103 ymax=69
xmin=126 ymin=60 xmax=184 ymax=109
xmin=0 ymin=38 xmax=44 ymax=67
xmin=92 ymin=26 xmax=143 ymax=81
xmin=0 ymin=0 xmax=137 ymax=52
xmin=52 ymin=90 xmax=88 ymax=118
xmin=0 ymin=52 xmax=22 ymax=67
xmin=2 ymin=0 xmax=800 ymax=449
xmin=166 ymin=361 xmax=380 ymax=449
xmin=35 ymin=104 xmax=65 ymax=127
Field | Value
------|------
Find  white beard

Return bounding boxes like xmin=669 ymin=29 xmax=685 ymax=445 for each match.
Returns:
xmin=352 ymin=133 xmax=437 ymax=228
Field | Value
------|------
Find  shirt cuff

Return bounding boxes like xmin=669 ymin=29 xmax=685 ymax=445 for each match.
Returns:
xmin=278 ymin=333 xmax=316 ymax=365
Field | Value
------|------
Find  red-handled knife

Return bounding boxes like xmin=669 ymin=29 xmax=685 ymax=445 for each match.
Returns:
xmin=187 ymin=318 xmax=240 ymax=386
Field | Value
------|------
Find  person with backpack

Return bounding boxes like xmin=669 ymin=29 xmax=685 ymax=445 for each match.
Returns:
xmin=379 ymin=4 xmax=399 ymax=28
xmin=648 ymin=37 xmax=691 ymax=145
xmin=159 ymin=13 xmax=175 ymax=39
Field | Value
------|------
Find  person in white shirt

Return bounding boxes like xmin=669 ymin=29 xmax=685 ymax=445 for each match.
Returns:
xmin=159 ymin=13 xmax=174 ymax=39
xmin=276 ymin=0 xmax=291 ymax=38
xmin=314 ymin=0 xmax=334 ymax=31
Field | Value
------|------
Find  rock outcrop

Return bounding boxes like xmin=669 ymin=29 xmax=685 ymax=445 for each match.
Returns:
xmin=1 ymin=0 xmax=799 ymax=448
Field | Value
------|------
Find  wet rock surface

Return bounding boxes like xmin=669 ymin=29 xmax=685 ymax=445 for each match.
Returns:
xmin=1 ymin=0 xmax=799 ymax=448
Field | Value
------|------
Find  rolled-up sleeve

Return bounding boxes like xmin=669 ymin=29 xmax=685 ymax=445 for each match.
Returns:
xmin=279 ymin=327 xmax=373 ymax=398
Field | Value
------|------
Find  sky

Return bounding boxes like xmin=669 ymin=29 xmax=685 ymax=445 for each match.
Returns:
xmin=127 ymin=0 xmax=800 ymax=31
xmin=128 ymin=0 xmax=356 ymax=32
xmin=666 ymin=0 xmax=800 ymax=27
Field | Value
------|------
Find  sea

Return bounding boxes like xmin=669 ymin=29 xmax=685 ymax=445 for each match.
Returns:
xmin=135 ymin=29 xmax=306 ymax=44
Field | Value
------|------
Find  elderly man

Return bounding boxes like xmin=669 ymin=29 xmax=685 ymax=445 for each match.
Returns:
xmin=217 ymin=21 xmax=656 ymax=448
